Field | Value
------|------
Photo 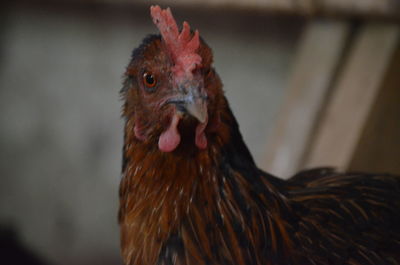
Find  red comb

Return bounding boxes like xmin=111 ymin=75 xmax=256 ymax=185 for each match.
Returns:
xmin=150 ymin=5 xmax=202 ymax=79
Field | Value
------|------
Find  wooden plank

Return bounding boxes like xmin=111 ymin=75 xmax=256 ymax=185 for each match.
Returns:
xmin=154 ymin=0 xmax=399 ymax=17
xmin=262 ymin=20 xmax=350 ymax=178
xmin=318 ymin=0 xmax=400 ymax=17
xmin=349 ymin=44 xmax=400 ymax=174
xmin=41 ymin=0 xmax=400 ymax=18
xmin=304 ymin=23 xmax=400 ymax=171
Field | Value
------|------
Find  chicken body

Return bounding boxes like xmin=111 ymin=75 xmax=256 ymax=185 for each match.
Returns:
xmin=119 ymin=6 xmax=400 ymax=265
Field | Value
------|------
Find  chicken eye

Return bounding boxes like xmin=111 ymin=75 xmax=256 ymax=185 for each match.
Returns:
xmin=143 ymin=72 xmax=157 ymax=91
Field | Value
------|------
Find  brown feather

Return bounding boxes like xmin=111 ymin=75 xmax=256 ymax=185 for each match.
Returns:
xmin=119 ymin=7 xmax=400 ymax=265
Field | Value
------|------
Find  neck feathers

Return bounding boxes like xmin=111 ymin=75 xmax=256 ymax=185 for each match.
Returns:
xmin=119 ymin=103 xmax=292 ymax=265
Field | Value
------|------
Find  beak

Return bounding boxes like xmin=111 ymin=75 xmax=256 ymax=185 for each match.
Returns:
xmin=185 ymin=95 xmax=207 ymax=123
xmin=166 ymin=86 xmax=208 ymax=123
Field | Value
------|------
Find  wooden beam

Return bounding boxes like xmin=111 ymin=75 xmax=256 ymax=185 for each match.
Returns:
xmin=262 ymin=20 xmax=350 ymax=178
xmin=20 ymin=0 xmax=400 ymax=18
xmin=155 ymin=0 xmax=400 ymax=17
xmin=304 ymin=23 xmax=400 ymax=171
xmin=317 ymin=0 xmax=400 ymax=17
xmin=349 ymin=43 xmax=400 ymax=175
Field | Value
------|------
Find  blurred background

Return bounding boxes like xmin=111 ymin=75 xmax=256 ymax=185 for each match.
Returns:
xmin=0 ymin=0 xmax=399 ymax=265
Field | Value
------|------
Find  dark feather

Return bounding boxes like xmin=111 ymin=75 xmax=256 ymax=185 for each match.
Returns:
xmin=119 ymin=11 xmax=400 ymax=265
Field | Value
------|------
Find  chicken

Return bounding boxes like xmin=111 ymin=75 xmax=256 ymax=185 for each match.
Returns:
xmin=118 ymin=5 xmax=400 ymax=265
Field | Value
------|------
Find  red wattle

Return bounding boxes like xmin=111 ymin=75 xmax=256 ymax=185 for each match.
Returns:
xmin=158 ymin=114 xmax=181 ymax=152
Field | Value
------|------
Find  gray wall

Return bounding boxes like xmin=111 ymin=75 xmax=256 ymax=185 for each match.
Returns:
xmin=0 ymin=3 xmax=303 ymax=265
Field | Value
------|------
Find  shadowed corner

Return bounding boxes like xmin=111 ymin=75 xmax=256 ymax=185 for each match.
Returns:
xmin=0 ymin=225 xmax=50 ymax=265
